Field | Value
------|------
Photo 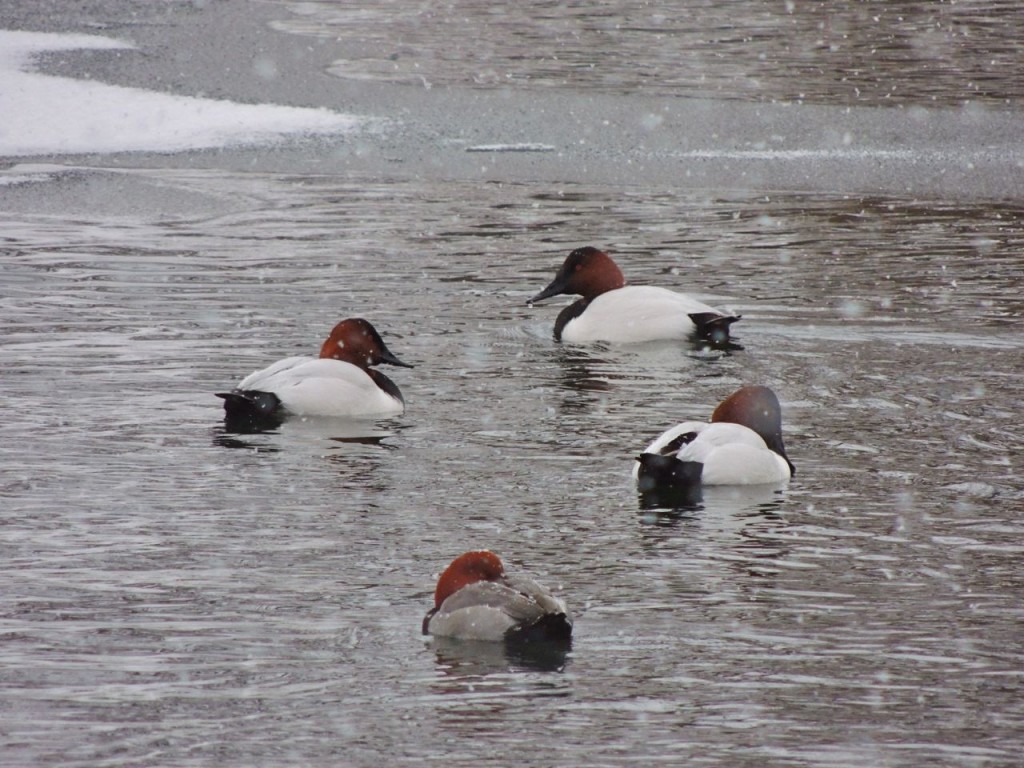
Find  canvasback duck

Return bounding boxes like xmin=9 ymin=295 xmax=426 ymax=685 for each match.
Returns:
xmin=634 ymin=385 xmax=794 ymax=489
xmin=423 ymin=551 xmax=572 ymax=644
xmin=217 ymin=318 xmax=411 ymax=429
xmin=528 ymin=246 xmax=740 ymax=344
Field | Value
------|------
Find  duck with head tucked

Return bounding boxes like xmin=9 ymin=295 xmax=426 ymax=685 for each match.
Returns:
xmin=423 ymin=551 xmax=572 ymax=644
xmin=529 ymin=246 xmax=740 ymax=345
xmin=634 ymin=385 xmax=795 ymax=491
xmin=217 ymin=317 xmax=412 ymax=431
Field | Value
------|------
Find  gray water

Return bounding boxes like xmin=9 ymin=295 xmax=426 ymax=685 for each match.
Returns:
xmin=277 ymin=0 xmax=1024 ymax=108
xmin=3 ymin=2 xmax=1024 ymax=767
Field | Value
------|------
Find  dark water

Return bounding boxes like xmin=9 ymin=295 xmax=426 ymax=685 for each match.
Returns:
xmin=3 ymin=2 xmax=1024 ymax=767
xmin=3 ymin=170 xmax=1022 ymax=766
xmin=274 ymin=0 xmax=1024 ymax=108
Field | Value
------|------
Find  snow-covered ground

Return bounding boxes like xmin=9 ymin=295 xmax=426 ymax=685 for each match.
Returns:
xmin=0 ymin=30 xmax=366 ymax=156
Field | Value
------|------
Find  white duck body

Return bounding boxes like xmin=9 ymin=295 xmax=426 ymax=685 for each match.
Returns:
xmin=235 ymin=356 xmax=403 ymax=418
xmin=634 ymin=421 xmax=792 ymax=486
xmin=561 ymin=285 xmax=728 ymax=344
xmin=530 ymin=247 xmax=739 ymax=345
xmin=218 ymin=318 xmax=411 ymax=428
xmin=634 ymin=386 xmax=795 ymax=490
xmin=426 ymin=574 xmax=570 ymax=642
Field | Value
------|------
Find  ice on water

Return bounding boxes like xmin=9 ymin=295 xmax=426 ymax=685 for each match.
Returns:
xmin=0 ymin=30 xmax=365 ymax=157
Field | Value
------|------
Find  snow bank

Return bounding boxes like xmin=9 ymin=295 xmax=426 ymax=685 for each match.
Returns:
xmin=0 ymin=30 xmax=365 ymax=157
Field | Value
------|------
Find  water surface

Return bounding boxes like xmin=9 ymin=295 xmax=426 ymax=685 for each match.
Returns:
xmin=3 ymin=168 xmax=1022 ymax=766
xmin=2 ymin=1 xmax=1024 ymax=766
xmin=275 ymin=0 xmax=1024 ymax=107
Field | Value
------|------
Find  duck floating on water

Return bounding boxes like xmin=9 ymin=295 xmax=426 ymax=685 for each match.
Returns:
xmin=529 ymin=246 xmax=739 ymax=345
xmin=635 ymin=385 xmax=794 ymax=490
xmin=423 ymin=551 xmax=572 ymax=644
xmin=217 ymin=317 xmax=411 ymax=431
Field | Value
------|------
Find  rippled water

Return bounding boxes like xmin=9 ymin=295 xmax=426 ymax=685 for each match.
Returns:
xmin=3 ymin=166 xmax=1023 ymax=766
xmin=274 ymin=0 xmax=1024 ymax=107
xmin=4 ymin=0 xmax=1024 ymax=765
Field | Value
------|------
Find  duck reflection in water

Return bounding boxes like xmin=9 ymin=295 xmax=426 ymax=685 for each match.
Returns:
xmin=212 ymin=426 xmax=282 ymax=451
xmin=550 ymin=344 xmax=740 ymax=422
xmin=426 ymin=637 xmax=573 ymax=738
xmin=637 ymin=487 xmax=792 ymax=587
xmin=215 ymin=414 xmax=399 ymax=446
xmin=637 ymin=481 xmax=705 ymax=514
xmin=638 ymin=483 xmax=788 ymax=523
xmin=429 ymin=635 xmax=571 ymax=676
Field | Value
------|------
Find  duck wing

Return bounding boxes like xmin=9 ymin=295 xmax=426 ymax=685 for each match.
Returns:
xmin=678 ymin=423 xmax=790 ymax=485
xmin=239 ymin=358 xmax=401 ymax=417
xmin=427 ymin=578 xmax=570 ymax=641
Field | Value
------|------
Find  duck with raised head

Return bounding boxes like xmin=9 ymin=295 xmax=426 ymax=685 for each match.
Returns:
xmin=217 ymin=318 xmax=412 ymax=429
xmin=634 ymin=385 xmax=794 ymax=489
xmin=528 ymin=246 xmax=740 ymax=344
xmin=423 ymin=551 xmax=572 ymax=644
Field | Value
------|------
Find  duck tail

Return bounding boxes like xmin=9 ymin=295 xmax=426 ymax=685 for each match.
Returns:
xmin=636 ymin=452 xmax=704 ymax=490
xmin=506 ymin=613 xmax=573 ymax=645
xmin=688 ymin=312 xmax=740 ymax=346
xmin=216 ymin=390 xmax=284 ymax=432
